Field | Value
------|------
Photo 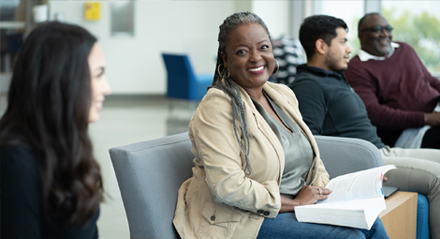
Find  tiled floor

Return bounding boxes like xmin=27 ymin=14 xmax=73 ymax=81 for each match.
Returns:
xmin=0 ymin=94 xmax=194 ymax=239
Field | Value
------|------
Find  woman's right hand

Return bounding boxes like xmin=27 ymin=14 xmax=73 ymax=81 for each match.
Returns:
xmin=279 ymin=185 xmax=332 ymax=213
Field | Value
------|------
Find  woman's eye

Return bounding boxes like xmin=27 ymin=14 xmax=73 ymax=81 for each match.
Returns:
xmin=236 ymin=49 xmax=246 ymax=55
xmin=95 ymin=68 xmax=105 ymax=79
xmin=262 ymin=45 xmax=269 ymax=49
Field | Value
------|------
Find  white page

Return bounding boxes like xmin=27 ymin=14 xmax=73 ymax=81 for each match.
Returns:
xmin=318 ymin=165 xmax=396 ymax=203
xmin=295 ymin=165 xmax=395 ymax=230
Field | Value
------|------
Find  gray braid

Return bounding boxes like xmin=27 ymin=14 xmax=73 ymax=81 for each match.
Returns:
xmin=211 ymin=70 xmax=252 ymax=174
xmin=209 ymin=12 xmax=271 ymax=175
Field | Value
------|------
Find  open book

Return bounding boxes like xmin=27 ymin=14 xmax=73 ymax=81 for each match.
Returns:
xmin=295 ymin=165 xmax=396 ymax=230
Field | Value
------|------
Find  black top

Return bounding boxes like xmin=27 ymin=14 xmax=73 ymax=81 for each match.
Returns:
xmin=1 ymin=145 xmax=99 ymax=239
xmin=289 ymin=64 xmax=385 ymax=149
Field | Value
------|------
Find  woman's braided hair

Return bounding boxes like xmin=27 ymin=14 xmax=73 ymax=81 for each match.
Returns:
xmin=210 ymin=12 xmax=271 ymax=175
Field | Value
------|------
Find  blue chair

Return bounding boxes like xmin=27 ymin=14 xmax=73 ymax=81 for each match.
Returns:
xmin=417 ymin=194 xmax=430 ymax=239
xmin=162 ymin=53 xmax=213 ymax=101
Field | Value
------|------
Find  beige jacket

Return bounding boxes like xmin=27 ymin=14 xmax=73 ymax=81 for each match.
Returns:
xmin=173 ymin=82 xmax=329 ymax=239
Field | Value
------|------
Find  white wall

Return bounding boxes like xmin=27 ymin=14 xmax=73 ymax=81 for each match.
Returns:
xmin=49 ymin=1 xmax=233 ymax=94
xmin=252 ymin=1 xmax=291 ymax=39
xmin=49 ymin=1 xmax=292 ymax=95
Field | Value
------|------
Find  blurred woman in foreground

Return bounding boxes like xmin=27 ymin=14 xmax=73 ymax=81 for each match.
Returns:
xmin=1 ymin=21 xmax=111 ymax=238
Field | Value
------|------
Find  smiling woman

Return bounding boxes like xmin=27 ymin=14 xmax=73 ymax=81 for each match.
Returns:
xmin=221 ymin=23 xmax=275 ymax=97
xmin=172 ymin=12 xmax=388 ymax=239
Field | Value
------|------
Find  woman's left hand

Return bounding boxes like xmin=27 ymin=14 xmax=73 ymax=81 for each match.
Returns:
xmin=279 ymin=185 xmax=332 ymax=213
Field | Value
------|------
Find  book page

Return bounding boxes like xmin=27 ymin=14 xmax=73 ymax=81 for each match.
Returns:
xmin=318 ymin=165 xmax=396 ymax=203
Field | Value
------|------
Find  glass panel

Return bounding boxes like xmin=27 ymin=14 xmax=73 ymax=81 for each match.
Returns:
xmin=0 ymin=0 xmax=22 ymax=21
xmin=0 ymin=0 xmax=27 ymax=94
xmin=111 ymin=1 xmax=135 ymax=37
xmin=0 ymin=0 xmax=25 ymax=73
xmin=382 ymin=1 xmax=440 ymax=73
xmin=314 ymin=0 xmax=365 ymax=55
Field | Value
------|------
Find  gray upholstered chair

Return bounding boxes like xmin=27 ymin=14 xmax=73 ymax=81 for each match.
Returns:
xmin=109 ymin=133 xmax=384 ymax=239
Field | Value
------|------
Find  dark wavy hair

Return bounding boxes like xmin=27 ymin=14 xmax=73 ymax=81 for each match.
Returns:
xmin=210 ymin=12 xmax=272 ymax=175
xmin=299 ymin=15 xmax=348 ymax=60
xmin=0 ymin=21 xmax=102 ymax=226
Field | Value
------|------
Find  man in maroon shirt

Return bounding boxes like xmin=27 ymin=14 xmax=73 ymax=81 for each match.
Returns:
xmin=345 ymin=13 xmax=440 ymax=149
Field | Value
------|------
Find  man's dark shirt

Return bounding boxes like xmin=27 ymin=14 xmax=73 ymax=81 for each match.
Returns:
xmin=289 ymin=64 xmax=385 ymax=148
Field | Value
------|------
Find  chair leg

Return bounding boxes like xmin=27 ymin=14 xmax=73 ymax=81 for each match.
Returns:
xmin=168 ymin=99 xmax=177 ymax=119
xmin=189 ymin=101 xmax=196 ymax=113
xmin=167 ymin=99 xmax=200 ymax=120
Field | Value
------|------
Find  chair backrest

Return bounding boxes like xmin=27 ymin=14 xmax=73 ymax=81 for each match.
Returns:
xmin=109 ymin=132 xmax=194 ymax=239
xmin=162 ymin=53 xmax=196 ymax=100
xmin=314 ymin=135 xmax=383 ymax=178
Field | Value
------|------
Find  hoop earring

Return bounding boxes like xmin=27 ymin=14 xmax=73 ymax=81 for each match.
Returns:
xmin=217 ymin=64 xmax=230 ymax=78
xmin=217 ymin=64 xmax=222 ymax=76
xmin=273 ymin=59 xmax=279 ymax=75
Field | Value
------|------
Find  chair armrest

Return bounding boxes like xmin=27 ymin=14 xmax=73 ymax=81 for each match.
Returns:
xmin=314 ymin=136 xmax=383 ymax=179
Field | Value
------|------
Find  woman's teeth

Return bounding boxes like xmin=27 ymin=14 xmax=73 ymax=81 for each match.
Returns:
xmin=248 ymin=66 xmax=264 ymax=72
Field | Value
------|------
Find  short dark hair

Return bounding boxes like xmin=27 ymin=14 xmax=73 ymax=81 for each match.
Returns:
xmin=299 ymin=15 xmax=348 ymax=60
xmin=358 ymin=12 xmax=380 ymax=31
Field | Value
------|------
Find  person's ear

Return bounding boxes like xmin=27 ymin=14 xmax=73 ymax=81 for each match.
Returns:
xmin=221 ymin=52 xmax=228 ymax=68
xmin=315 ymin=39 xmax=328 ymax=55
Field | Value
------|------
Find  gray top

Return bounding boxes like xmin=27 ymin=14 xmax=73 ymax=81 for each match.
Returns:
xmin=252 ymin=92 xmax=314 ymax=199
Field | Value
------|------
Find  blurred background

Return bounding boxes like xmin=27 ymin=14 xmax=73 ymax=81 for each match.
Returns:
xmin=1 ymin=1 xmax=439 ymax=238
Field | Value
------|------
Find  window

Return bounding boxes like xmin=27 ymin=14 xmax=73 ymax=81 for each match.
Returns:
xmin=0 ymin=0 xmax=25 ymax=95
xmin=0 ymin=0 xmax=25 ymax=73
xmin=382 ymin=1 xmax=440 ymax=74
xmin=110 ymin=1 xmax=135 ymax=37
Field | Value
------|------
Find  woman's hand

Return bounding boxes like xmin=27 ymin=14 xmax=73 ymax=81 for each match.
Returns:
xmin=279 ymin=185 xmax=332 ymax=213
